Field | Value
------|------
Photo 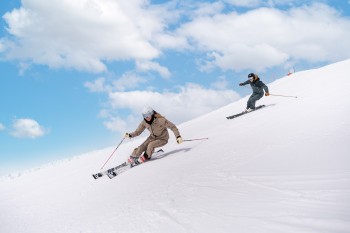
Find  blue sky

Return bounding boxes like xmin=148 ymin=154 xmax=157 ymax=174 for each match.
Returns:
xmin=1 ymin=0 xmax=350 ymax=174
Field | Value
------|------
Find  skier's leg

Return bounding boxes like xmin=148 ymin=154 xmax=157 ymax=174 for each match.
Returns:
xmin=128 ymin=139 xmax=151 ymax=165
xmin=248 ymin=93 xmax=263 ymax=109
xmin=247 ymin=95 xmax=255 ymax=109
xmin=132 ymin=138 xmax=152 ymax=157
xmin=145 ymin=139 xmax=168 ymax=160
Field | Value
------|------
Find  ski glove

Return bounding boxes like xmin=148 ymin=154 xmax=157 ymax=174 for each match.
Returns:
xmin=124 ymin=133 xmax=131 ymax=138
xmin=176 ymin=136 xmax=183 ymax=144
xmin=239 ymin=83 xmax=244 ymax=86
xmin=265 ymin=92 xmax=270 ymax=96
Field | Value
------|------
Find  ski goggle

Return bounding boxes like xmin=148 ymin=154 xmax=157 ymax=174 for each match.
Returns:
xmin=143 ymin=112 xmax=153 ymax=118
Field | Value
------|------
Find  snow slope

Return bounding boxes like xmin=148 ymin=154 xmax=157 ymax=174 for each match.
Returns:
xmin=1 ymin=60 xmax=350 ymax=233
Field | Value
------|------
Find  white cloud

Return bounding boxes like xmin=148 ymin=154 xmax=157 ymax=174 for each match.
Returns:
xmin=84 ymin=77 xmax=108 ymax=93
xmin=102 ymin=83 xmax=240 ymax=132
xmin=153 ymin=33 xmax=188 ymax=50
xmin=2 ymin=1 xmax=349 ymax=74
xmin=0 ymin=123 xmax=5 ymax=131
xmin=209 ymin=43 xmax=289 ymax=71
xmin=103 ymin=116 xmax=129 ymax=133
xmin=136 ymin=60 xmax=171 ymax=79
xmin=18 ymin=62 xmax=31 ymax=76
xmin=85 ymin=72 xmax=147 ymax=93
xmin=211 ymin=76 xmax=231 ymax=90
xmin=224 ymin=0 xmax=261 ymax=7
xmin=176 ymin=3 xmax=350 ymax=72
xmin=0 ymin=39 xmax=5 ymax=52
xmin=224 ymin=0 xmax=314 ymax=8
xmin=1 ymin=0 xmax=168 ymax=72
xmin=191 ymin=1 xmax=225 ymax=17
xmin=111 ymin=72 xmax=148 ymax=91
xmin=11 ymin=118 xmax=46 ymax=139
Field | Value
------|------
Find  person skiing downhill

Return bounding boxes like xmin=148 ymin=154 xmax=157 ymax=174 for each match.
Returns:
xmin=124 ymin=107 xmax=183 ymax=165
xmin=239 ymin=73 xmax=270 ymax=112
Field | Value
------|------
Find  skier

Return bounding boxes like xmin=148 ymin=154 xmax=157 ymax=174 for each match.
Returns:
xmin=239 ymin=73 xmax=269 ymax=112
xmin=124 ymin=107 xmax=183 ymax=165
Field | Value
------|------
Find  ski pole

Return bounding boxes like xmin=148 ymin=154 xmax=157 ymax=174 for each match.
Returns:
xmin=100 ymin=137 xmax=125 ymax=170
xmin=269 ymin=94 xmax=298 ymax=98
xmin=183 ymin=137 xmax=209 ymax=142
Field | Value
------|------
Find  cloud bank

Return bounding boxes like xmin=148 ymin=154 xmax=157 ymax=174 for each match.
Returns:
xmin=176 ymin=3 xmax=350 ymax=72
xmin=1 ymin=0 xmax=169 ymax=72
xmin=1 ymin=1 xmax=349 ymax=73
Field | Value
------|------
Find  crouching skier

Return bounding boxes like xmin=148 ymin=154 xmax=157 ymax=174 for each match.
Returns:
xmin=239 ymin=73 xmax=269 ymax=112
xmin=124 ymin=107 xmax=183 ymax=165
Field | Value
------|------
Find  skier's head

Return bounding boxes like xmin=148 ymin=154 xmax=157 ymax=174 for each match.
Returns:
xmin=248 ymin=73 xmax=258 ymax=81
xmin=142 ymin=106 xmax=154 ymax=119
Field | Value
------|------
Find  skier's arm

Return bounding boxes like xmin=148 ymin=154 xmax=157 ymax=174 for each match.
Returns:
xmin=239 ymin=80 xmax=250 ymax=86
xmin=262 ymin=82 xmax=269 ymax=95
xmin=165 ymin=119 xmax=180 ymax=138
xmin=129 ymin=122 xmax=146 ymax=138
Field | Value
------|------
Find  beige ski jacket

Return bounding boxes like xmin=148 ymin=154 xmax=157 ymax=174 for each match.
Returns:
xmin=130 ymin=113 xmax=180 ymax=142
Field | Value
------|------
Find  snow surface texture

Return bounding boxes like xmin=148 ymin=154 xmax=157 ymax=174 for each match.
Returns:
xmin=1 ymin=60 xmax=350 ymax=233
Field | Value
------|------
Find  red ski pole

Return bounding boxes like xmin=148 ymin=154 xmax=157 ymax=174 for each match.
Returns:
xmin=100 ymin=138 xmax=125 ymax=170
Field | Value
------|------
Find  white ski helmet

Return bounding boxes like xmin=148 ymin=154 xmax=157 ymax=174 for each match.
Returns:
xmin=142 ymin=106 xmax=154 ymax=118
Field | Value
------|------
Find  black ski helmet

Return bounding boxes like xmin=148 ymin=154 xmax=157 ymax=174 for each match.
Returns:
xmin=248 ymin=73 xmax=255 ymax=78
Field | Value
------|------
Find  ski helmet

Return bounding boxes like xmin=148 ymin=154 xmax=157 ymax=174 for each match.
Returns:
xmin=248 ymin=73 xmax=255 ymax=78
xmin=142 ymin=107 xmax=154 ymax=118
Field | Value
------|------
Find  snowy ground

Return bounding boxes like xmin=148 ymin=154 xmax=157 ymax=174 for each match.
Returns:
xmin=1 ymin=59 xmax=350 ymax=233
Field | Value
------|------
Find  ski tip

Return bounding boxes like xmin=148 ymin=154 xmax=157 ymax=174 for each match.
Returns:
xmin=92 ymin=173 xmax=103 ymax=179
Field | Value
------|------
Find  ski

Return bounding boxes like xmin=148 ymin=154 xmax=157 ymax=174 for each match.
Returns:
xmin=107 ymin=148 xmax=165 ymax=179
xmin=92 ymin=162 xmax=129 ymax=179
xmin=92 ymin=149 xmax=164 ymax=180
xmin=106 ymin=162 xmax=131 ymax=179
xmin=226 ymin=105 xmax=266 ymax=119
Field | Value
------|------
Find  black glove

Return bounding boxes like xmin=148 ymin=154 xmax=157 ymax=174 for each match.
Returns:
xmin=239 ymin=83 xmax=244 ymax=86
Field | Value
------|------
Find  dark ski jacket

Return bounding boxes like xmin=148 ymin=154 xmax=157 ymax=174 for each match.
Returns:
xmin=241 ymin=78 xmax=269 ymax=95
